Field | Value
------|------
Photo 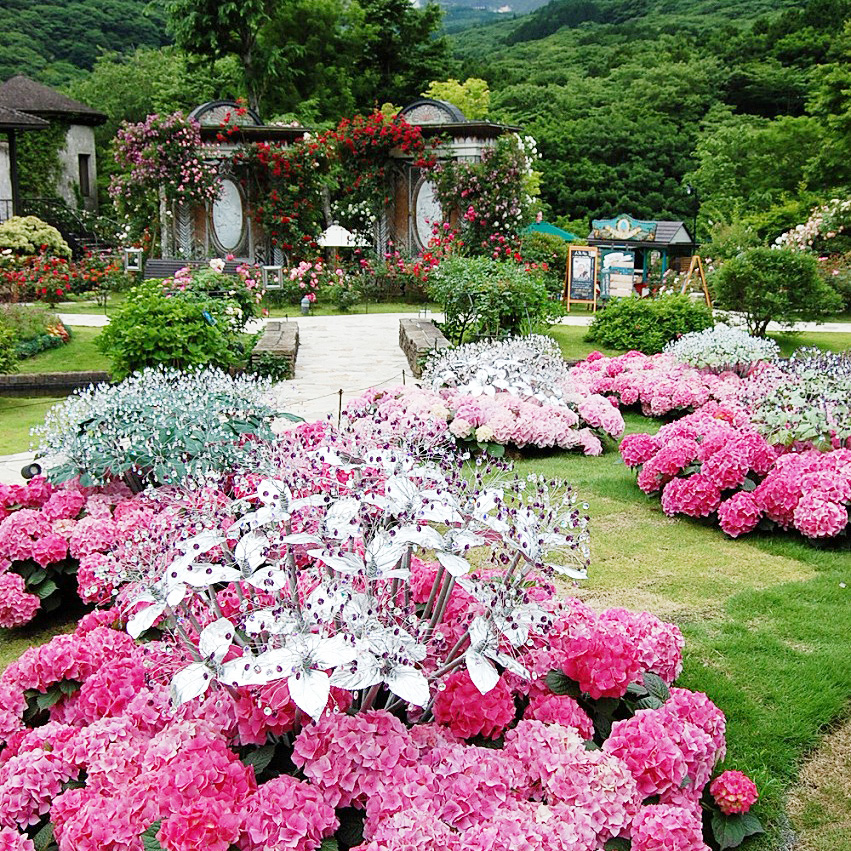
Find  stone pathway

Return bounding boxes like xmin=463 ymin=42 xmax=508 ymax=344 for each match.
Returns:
xmin=0 ymin=310 xmax=432 ymax=484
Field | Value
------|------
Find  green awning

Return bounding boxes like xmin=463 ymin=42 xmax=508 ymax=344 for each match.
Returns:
xmin=523 ymin=221 xmax=578 ymax=241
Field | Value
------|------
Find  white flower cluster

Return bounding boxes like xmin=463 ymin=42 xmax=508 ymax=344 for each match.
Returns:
xmin=663 ymin=323 xmax=780 ymax=376
xmin=130 ymin=445 xmax=589 ymax=720
xmin=422 ymin=335 xmax=572 ymax=406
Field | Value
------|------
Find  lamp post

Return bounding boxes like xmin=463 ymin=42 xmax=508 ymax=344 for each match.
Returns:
xmin=685 ymin=184 xmax=699 ymax=245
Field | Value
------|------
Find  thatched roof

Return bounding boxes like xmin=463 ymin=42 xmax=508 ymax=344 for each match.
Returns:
xmin=0 ymin=75 xmax=106 ymax=126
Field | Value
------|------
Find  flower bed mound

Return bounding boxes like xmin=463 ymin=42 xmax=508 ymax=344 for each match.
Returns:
xmin=0 ymin=419 xmax=759 ymax=851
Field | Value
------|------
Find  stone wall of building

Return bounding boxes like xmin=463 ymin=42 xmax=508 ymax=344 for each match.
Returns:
xmin=56 ymin=124 xmax=97 ymax=212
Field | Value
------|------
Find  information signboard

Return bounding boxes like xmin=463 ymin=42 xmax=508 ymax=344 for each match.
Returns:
xmin=564 ymin=246 xmax=598 ymax=311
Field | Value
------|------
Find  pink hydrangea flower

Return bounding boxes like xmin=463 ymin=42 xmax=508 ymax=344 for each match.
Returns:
xmin=710 ymin=770 xmax=759 ymax=815
xmin=158 ymin=801 xmax=242 ymax=851
xmin=631 ymin=804 xmax=710 ymax=851
xmin=717 ymin=492 xmax=763 ymax=538
xmin=433 ymin=671 xmax=516 ymax=739
xmin=525 ymin=693 xmax=594 ymax=739
xmin=0 ymin=827 xmax=35 ymax=851
xmin=0 ymin=574 xmax=40 ymax=628
xmin=238 ymin=774 xmax=338 ymax=851
xmin=792 ymin=493 xmax=848 ymax=539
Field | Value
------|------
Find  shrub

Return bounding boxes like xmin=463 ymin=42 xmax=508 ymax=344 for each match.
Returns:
xmin=96 ymin=281 xmax=252 ymax=379
xmin=0 ymin=318 xmax=18 ymax=374
xmin=663 ymin=323 xmax=780 ymax=376
xmin=33 ymin=366 xmax=278 ymax=490
xmin=742 ymin=348 xmax=851 ymax=449
xmin=1 ymin=304 xmax=70 ymax=360
xmin=586 ymin=294 xmax=714 ymax=354
xmin=428 ymin=256 xmax=563 ymax=345
xmin=0 ymin=215 xmax=70 ymax=258
xmin=166 ymin=261 xmax=265 ymax=329
xmin=520 ymin=231 xmax=570 ymax=294
xmin=710 ymin=247 xmax=842 ymax=336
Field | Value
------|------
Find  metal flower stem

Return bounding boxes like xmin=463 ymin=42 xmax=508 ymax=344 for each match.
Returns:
xmin=360 ymin=682 xmax=384 ymax=712
xmin=422 ymin=564 xmax=445 ymax=620
xmin=426 ymin=575 xmax=456 ymax=638
xmin=502 ymin=552 xmax=524 ymax=586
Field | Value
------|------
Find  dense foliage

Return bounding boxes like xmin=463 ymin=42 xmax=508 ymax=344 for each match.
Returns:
xmin=586 ymin=295 xmax=714 ymax=354
xmin=0 ymin=217 xmax=70 ymax=259
xmin=95 ymin=280 xmax=251 ymax=379
xmin=709 ymin=248 xmax=841 ymax=335
xmin=428 ymin=256 xmax=563 ymax=344
xmin=0 ymin=0 xmax=167 ymax=85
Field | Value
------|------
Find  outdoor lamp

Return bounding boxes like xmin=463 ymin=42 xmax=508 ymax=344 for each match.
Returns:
xmin=262 ymin=265 xmax=284 ymax=290
xmin=123 ymin=247 xmax=143 ymax=273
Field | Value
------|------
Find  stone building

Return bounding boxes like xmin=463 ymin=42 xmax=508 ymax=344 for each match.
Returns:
xmin=0 ymin=75 xmax=106 ymax=218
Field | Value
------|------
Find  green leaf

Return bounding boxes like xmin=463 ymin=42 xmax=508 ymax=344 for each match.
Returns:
xmin=58 ymin=679 xmax=81 ymax=696
xmin=711 ymin=811 xmax=765 ymax=850
xmin=319 ymin=839 xmax=339 ymax=851
xmin=486 ymin=442 xmax=505 ymax=458
xmin=642 ymin=672 xmax=671 ymax=703
xmin=35 ymin=578 xmax=58 ymax=600
xmin=634 ymin=695 xmax=665 ymax=711
xmin=36 ymin=688 xmax=63 ymax=711
xmin=141 ymin=822 xmax=165 ymax=851
xmin=625 ymin=682 xmax=650 ymax=699
xmin=277 ymin=411 xmax=305 ymax=422
xmin=604 ymin=838 xmax=631 ymax=851
xmin=32 ymin=821 xmax=54 ymax=851
xmin=242 ymin=743 xmax=276 ymax=778
xmin=546 ymin=669 xmax=581 ymax=698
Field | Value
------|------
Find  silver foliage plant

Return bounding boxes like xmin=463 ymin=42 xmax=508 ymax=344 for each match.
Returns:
xmin=663 ymin=323 xmax=780 ymax=376
xmin=422 ymin=334 xmax=574 ymax=406
xmin=32 ymin=366 xmax=280 ymax=491
xmin=123 ymin=432 xmax=591 ymax=721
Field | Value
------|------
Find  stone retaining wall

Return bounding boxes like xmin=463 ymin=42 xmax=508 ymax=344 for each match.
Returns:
xmin=0 ymin=371 xmax=110 ymax=396
xmin=250 ymin=320 xmax=299 ymax=378
xmin=399 ymin=319 xmax=450 ymax=378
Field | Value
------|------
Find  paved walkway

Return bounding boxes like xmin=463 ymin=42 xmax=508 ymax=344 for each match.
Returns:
xmin=0 ymin=310 xmax=431 ymax=485
xmin=0 ymin=308 xmax=849 ymax=485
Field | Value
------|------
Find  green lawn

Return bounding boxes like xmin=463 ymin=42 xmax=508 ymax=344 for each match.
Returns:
xmin=0 ymin=396 xmax=64 ymax=454
xmin=17 ymin=326 xmax=111 ymax=374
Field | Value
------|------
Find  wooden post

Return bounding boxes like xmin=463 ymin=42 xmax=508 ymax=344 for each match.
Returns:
xmin=679 ymin=255 xmax=712 ymax=307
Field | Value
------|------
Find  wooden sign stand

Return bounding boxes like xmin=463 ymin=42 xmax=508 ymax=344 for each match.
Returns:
xmin=564 ymin=245 xmax=599 ymax=313
xmin=679 ymin=255 xmax=712 ymax=307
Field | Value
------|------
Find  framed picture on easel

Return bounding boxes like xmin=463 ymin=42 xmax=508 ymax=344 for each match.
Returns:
xmin=564 ymin=246 xmax=599 ymax=311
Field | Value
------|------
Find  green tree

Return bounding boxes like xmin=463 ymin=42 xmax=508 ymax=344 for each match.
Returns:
xmin=710 ymin=248 xmax=842 ymax=336
xmin=423 ymin=78 xmax=490 ymax=119
xmin=350 ymin=0 xmax=450 ymax=108
xmin=163 ymin=0 xmax=278 ymax=111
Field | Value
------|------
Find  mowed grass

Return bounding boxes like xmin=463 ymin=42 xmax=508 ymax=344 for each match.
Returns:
xmin=0 ymin=396 xmax=65 ymax=454
xmin=17 ymin=326 xmax=110 ymax=374
xmin=514 ymin=413 xmax=851 ymax=847
xmin=0 ymin=326 xmax=110 ymax=454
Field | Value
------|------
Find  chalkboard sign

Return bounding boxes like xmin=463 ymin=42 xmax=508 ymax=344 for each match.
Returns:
xmin=564 ymin=246 xmax=598 ymax=311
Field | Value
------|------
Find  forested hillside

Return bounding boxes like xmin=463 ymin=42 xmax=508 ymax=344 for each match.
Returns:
xmin=2 ymin=0 xmax=848 ymax=249
xmin=452 ymin=0 xmax=851 ymax=241
xmin=0 ymin=0 xmax=168 ymax=86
